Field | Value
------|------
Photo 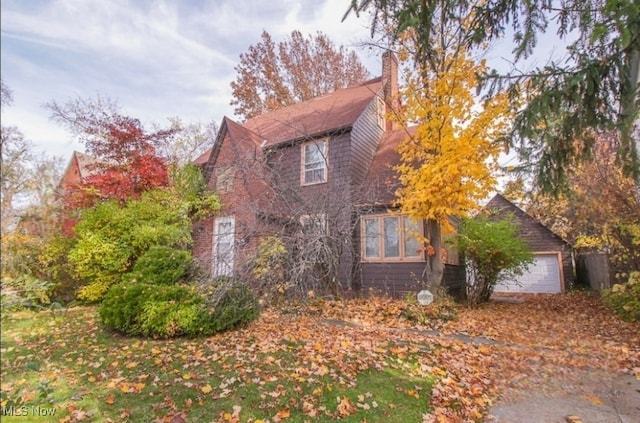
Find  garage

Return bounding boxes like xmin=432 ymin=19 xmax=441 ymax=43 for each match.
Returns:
xmin=483 ymin=194 xmax=574 ymax=293
xmin=494 ymin=253 xmax=563 ymax=294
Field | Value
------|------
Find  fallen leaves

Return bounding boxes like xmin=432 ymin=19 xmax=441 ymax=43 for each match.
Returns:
xmin=1 ymin=293 xmax=638 ymax=422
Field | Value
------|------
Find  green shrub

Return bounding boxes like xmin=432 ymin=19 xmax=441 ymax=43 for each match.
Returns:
xmin=455 ymin=215 xmax=533 ymax=306
xmin=99 ymin=279 xmax=259 ymax=338
xmin=124 ymin=246 xmax=192 ymax=285
xmin=203 ymin=279 xmax=261 ymax=332
xmin=602 ymin=272 xmax=640 ymax=322
xmin=99 ymin=283 xmax=153 ymax=334
xmin=0 ymin=277 xmax=54 ymax=313
xmin=138 ymin=286 xmax=207 ymax=337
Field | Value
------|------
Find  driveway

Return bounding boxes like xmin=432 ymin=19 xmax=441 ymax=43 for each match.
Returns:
xmin=487 ymin=370 xmax=640 ymax=422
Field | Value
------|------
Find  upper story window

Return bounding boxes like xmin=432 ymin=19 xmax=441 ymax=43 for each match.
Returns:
xmin=362 ymin=214 xmax=423 ymax=262
xmin=301 ymin=139 xmax=327 ymax=185
xmin=215 ymin=165 xmax=235 ymax=193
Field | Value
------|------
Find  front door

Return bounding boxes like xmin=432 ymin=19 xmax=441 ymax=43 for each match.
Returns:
xmin=213 ymin=216 xmax=235 ymax=277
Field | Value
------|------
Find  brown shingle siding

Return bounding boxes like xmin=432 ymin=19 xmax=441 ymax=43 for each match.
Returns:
xmin=485 ymin=194 xmax=575 ymax=289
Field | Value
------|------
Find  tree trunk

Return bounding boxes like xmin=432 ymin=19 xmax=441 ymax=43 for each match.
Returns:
xmin=423 ymin=219 xmax=445 ymax=296
xmin=629 ymin=49 xmax=640 ymax=201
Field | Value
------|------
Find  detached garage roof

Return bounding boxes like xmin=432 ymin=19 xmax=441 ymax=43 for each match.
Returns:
xmin=484 ymin=193 xmax=571 ymax=250
xmin=484 ymin=193 xmax=574 ymax=294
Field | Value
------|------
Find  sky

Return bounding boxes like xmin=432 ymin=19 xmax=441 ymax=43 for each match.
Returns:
xmin=0 ymin=0 xmax=381 ymax=160
xmin=1 ymin=0 xmax=570 ymax=167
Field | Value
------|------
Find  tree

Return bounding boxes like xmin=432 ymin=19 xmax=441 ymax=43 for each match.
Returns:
xmin=1 ymin=77 xmax=12 ymax=108
xmin=527 ymin=132 xmax=640 ymax=275
xmin=346 ymin=0 xmax=640 ymax=192
xmin=392 ymin=25 xmax=511 ymax=292
xmin=69 ymin=167 xmax=220 ymax=302
xmin=456 ymin=215 xmax=533 ymax=306
xmin=230 ymin=30 xmax=370 ymax=120
xmin=0 ymin=80 xmax=71 ymax=307
xmin=156 ymin=117 xmax=218 ymax=166
xmin=48 ymin=96 xmax=178 ymax=206
xmin=0 ymin=126 xmax=34 ymax=229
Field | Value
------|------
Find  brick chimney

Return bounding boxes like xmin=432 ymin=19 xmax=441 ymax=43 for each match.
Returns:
xmin=381 ymin=50 xmax=399 ymax=130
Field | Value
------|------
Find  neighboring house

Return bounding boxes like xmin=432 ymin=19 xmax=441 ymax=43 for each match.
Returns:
xmin=58 ymin=151 xmax=103 ymax=196
xmin=192 ymin=52 xmax=466 ymax=298
xmin=484 ymin=193 xmax=574 ymax=294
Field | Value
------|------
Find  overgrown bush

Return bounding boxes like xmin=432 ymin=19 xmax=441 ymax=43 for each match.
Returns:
xmin=1 ymin=277 xmax=54 ymax=313
xmin=99 ymin=282 xmax=212 ymax=338
xmin=248 ymin=236 xmax=289 ymax=300
xmin=123 ymin=246 xmax=192 ymax=285
xmin=455 ymin=215 xmax=533 ymax=307
xmin=70 ymin=190 xmax=197 ymax=302
xmin=0 ymin=231 xmax=72 ymax=309
xmin=99 ymin=278 xmax=259 ymax=338
xmin=602 ymin=271 xmax=640 ymax=322
xmin=202 ymin=277 xmax=261 ymax=332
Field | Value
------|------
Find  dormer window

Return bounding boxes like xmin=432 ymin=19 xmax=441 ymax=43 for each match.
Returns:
xmin=301 ymin=139 xmax=327 ymax=185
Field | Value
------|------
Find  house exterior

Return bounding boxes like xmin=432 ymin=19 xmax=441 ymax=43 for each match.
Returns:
xmin=58 ymin=151 xmax=103 ymax=196
xmin=192 ymin=52 xmax=465 ymax=298
xmin=484 ymin=193 xmax=574 ymax=293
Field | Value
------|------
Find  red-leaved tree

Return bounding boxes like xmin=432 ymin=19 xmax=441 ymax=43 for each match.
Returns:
xmin=48 ymin=97 xmax=178 ymax=208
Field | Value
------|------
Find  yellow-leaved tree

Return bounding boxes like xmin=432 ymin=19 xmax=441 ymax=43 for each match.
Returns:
xmin=394 ymin=43 xmax=511 ymax=292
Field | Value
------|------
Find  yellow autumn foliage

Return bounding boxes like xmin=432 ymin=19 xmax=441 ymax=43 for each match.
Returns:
xmin=394 ymin=46 xmax=511 ymax=231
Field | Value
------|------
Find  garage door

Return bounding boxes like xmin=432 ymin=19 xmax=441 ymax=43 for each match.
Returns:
xmin=494 ymin=253 xmax=562 ymax=293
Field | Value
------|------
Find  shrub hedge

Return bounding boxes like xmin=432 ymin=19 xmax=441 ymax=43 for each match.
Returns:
xmin=123 ymin=246 xmax=192 ymax=286
xmin=602 ymin=271 xmax=640 ymax=322
xmin=99 ymin=278 xmax=259 ymax=339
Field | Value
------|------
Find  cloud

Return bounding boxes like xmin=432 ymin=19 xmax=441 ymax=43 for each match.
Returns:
xmin=0 ymin=0 xmax=378 ymax=160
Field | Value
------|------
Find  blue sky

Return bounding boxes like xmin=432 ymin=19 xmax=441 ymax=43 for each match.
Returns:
xmin=1 ymin=0 xmax=569 ymax=165
xmin=1 ymin=0 xmax=379 ymax=160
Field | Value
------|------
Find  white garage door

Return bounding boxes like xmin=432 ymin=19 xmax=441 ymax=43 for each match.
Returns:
xmin=494 ymin=253 xmax=562 ymax=294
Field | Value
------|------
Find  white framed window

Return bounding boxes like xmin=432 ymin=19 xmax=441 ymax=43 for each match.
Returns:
xmin=301 ymin=139 xmax=327 ymax=185
xmin=300 ymin=214 xmax=327 ymax=235
xmin=213 ymin=216 xmax=235 ymax=276
xmin=361 ymin=214 xmax=423 ymax=262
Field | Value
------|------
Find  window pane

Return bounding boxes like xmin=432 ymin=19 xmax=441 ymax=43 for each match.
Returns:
xmin=403 ymin=216 xmax=421 ymax=257
xmin=303 ymin=141 xmax=326 ymax=184
xmin=364 ymin=218 xmax=379 ymax=258
xmin=302 ymin=214 xmax=326 ymax=235
xmin=305 ymin=142 xmax=323 ymax=163
xmin=304 ymin=166 xmax=325 ymax=184
xmin=383 ymin=217 xmax=399 ymax=257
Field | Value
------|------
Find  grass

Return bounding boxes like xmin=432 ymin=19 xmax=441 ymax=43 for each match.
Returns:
xmin=0 ymin=307 xmax=435 ymax=422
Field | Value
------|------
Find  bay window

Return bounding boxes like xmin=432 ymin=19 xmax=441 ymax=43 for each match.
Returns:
xmin=362 ymin=214 xmax=423 ymax=261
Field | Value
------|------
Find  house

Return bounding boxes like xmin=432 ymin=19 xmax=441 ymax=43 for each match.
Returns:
xmin=192 ymin=52 xmax=465 ymax=298
xmin=484 ymin=193 xmax=574 ymax=293
xmin=58 ymin=151 xmax=103 ymax=195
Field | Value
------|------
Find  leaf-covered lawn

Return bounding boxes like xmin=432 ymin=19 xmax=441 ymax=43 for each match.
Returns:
xmin=1 ymin=292 xmax=638 ymax=422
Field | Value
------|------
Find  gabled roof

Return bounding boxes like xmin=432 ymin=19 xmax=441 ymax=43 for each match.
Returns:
xmin=200 ymin=117 xmax=265 ymax=181
xmin=485 ymin=193 xmax=571 ymax=245
xmin=193 ymin=149 xmax=211 ymax=165
xmin=73 ymin=151 xmax=103 ymax=179
xmin=244 ymin=78 xmax=383 ymax=147
xmin=365 ymin=127 xmax=416 ymax=206
xmin=58 ymin=151 xmax=104 ymax=191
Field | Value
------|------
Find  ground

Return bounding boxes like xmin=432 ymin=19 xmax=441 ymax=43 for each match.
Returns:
xmin=1 ymin=292 xmax=638 ymax=422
